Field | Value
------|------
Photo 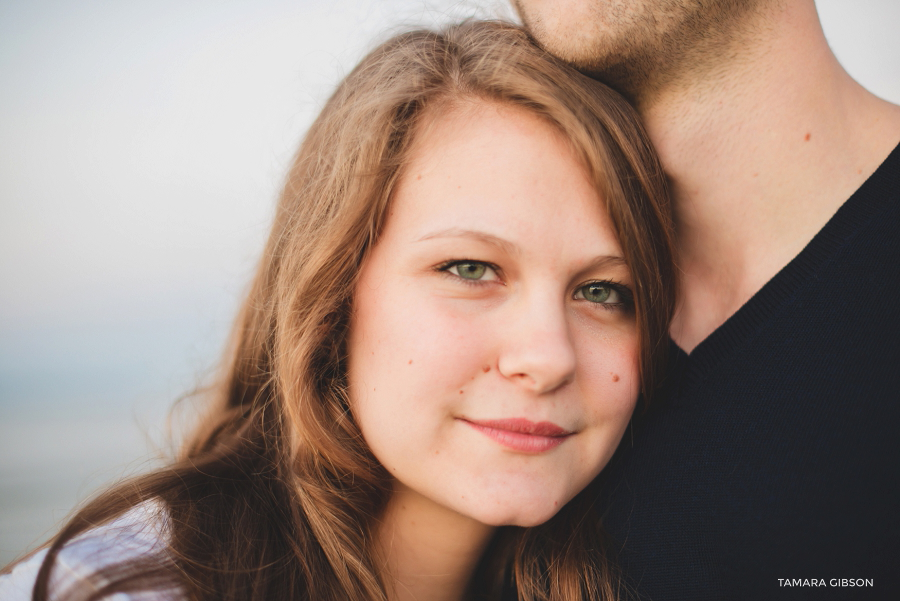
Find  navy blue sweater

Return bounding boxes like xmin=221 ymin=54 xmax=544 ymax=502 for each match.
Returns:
xmin=599 ymin=143 xmax=900 ymax=600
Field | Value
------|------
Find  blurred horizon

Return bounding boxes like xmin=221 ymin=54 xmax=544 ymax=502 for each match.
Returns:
xmin=2 ymin=0 xmax=900 ymax=564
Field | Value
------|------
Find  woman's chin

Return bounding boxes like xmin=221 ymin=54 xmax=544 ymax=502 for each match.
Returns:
xmin=467 ymin=498 xmax=568 ymax=529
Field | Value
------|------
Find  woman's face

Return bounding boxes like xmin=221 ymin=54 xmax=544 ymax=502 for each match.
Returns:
xmin=347 ymin=101 xmax=639 ymax=528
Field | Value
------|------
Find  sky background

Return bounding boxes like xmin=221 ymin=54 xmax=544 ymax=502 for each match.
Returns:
xmin=1 ymin=0 xmax=899 ymax=565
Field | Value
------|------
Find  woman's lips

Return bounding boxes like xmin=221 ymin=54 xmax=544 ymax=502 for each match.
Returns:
xmin=460 ymin=418 xmax=573 ymax=453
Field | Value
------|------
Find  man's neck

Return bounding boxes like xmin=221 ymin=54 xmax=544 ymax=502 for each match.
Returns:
xmin=637 ymin=1 xmax=900 ymax=352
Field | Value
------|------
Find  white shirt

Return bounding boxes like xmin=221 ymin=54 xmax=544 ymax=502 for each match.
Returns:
xmin=0 ymin=502 xmax=183 ymax=600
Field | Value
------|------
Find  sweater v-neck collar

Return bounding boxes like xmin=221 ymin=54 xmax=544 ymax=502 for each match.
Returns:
xmin=669 ymin=141 xmax=900 ymax=392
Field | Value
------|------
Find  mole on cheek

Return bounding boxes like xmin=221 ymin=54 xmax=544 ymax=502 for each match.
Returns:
xmin=612 ymin=373 xmax=620 ymax=382
xmin=482 ymin=365 xmax=491 ymax=373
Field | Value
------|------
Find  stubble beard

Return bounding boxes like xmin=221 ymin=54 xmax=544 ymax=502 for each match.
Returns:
xmin=516 ymin=0 xmax=769 ymax=106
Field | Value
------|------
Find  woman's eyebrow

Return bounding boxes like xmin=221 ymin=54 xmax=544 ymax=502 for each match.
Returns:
xmin=416 ymin=228 xmax=520 ymax=256
xmin=571 ymin=255 xmax=630 ymax=283
xmin=580 ymin=255 xmax=628 ymax=273
xmin=417 ymin=228 xmax=627 ymax=272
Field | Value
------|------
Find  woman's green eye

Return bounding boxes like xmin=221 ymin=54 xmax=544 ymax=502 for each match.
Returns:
xmin=449 ymin=262 xmax=488 ymax=280
xmin=576 ymin=283 xmax=620 ymax=304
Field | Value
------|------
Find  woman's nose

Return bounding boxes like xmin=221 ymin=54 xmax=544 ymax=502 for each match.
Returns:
xmin=496 ymin=296 xmax=577 ymax=395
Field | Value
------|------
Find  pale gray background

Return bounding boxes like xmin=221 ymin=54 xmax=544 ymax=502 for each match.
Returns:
xmin=1 ymin=0 xmax=898 ymax=565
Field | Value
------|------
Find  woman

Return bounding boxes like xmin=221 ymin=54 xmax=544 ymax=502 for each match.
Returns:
xmin=1 ymin=20 xmax=675 ymax=601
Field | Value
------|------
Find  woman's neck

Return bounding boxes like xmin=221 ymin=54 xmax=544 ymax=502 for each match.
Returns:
xmin=376 ymin=483 xmax=496 ymax=601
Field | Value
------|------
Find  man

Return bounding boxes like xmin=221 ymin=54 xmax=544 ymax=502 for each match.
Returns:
xmin=514 ymin=0 xmax=900 ymax=598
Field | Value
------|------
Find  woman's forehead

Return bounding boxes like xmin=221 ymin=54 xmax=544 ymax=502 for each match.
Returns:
xmin=382 ymin=101 xmax=624 ymax=267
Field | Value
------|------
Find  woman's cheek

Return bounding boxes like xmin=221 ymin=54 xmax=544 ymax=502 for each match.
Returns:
xmin=573 ymin=325 xmax=640 ymax=417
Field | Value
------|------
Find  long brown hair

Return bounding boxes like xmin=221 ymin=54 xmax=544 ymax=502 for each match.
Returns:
xmin=29 ymin=20 xmax=675 ymax=601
